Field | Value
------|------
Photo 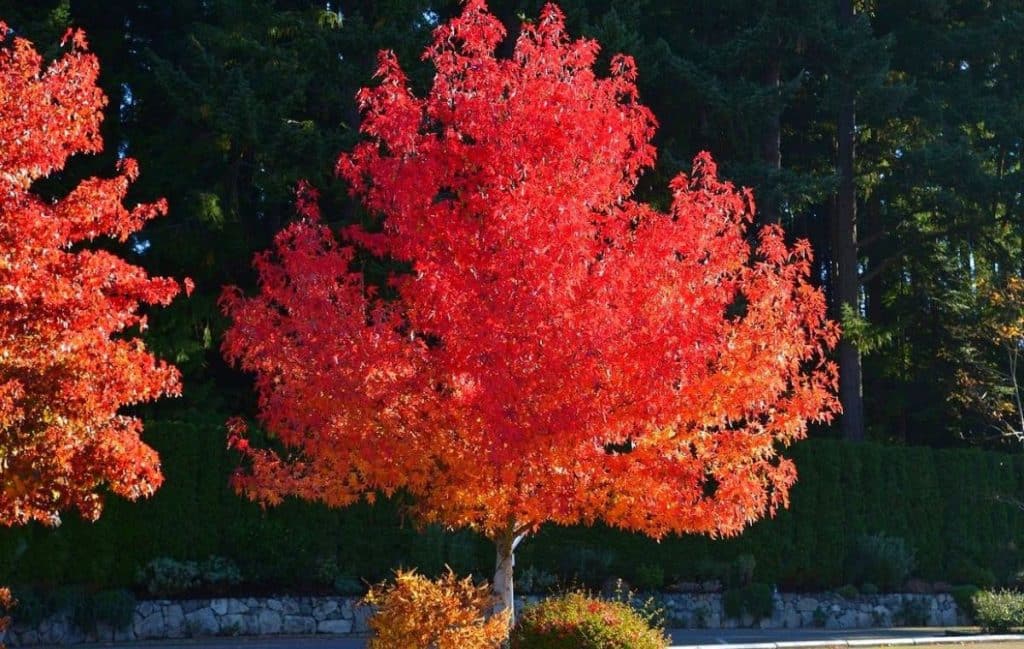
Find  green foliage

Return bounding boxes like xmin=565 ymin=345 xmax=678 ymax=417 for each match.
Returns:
xmin=135 ymin=556 xmax=241 ymax=597
xmin=9 ymin=587 xmax=49 ymax=628
xmin=949 ymin=559 xmax=998 ymax=589
xmin=896 ymin=597 xmax=930 ymax=626
xmin=861 ymin=583 xmax=879 ymax=596
xmin=72 ymin=590 xmax=136 ymax=632
xmin=633 ymin=563 xmax=665 ymax=592
xmin=846 ymin=533 xmax=916 ymax=592
xmin=136 ymin=558 xmax=201 ymax=597
xmin=332 ymin=576 xmax=365 ymax=597
xmin=558 ymin=548 xmax=616 ymax=589
xmin=518 ymin=566 xmax=558 ymax=595
xmin=199 ymin=556 xmax=243 ymax=592
xmin=722 ymin=583 xmax=773 ymax=620
xmin=511 ymin=592 xmax=669 ymax=649
xmin=952 ymin=585 xmax=980 ymax=618
xmin=973 ymin=590 xmax=1024 ymax=632
xmin=836 ymin=584 xmax=859 ymax=599
xmin=812 ymin=606 xmax=828 ymax=628
xmin=5 ymin=439 xmax=1024 ymax=593
xmin=730 ymin=555 xmax=757 ymax=588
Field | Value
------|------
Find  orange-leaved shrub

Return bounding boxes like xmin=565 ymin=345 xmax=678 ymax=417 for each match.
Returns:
xmin=511 ymin=591 xmax=669 ymax=649
xmin=0 ymin=588 xmax=13 ymax=648
xmin=365 ymin=569 xmax=509 ymax=649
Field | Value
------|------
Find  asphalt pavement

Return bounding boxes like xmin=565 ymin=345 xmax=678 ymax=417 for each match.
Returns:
xmin=20 ymin=628 xmax=1024 ymax=649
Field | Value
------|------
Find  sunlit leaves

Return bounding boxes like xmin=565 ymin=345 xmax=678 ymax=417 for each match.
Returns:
xmin=0 ymin=24 xmax=184 ymax=526
xmin=223 ymin=1 xmax=839 ymax=544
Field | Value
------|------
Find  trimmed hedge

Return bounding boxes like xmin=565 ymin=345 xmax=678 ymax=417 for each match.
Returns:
xmin=3 ymin=422 xmax=1024 ymax=592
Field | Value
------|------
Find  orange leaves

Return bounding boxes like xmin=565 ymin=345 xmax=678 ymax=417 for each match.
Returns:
xmin=365 ymin=569 xmax=509 ymax=649
xmin=0 ymin=25 xmax=181 ymax=527
xmin=222 ymin=1 xmax=839 ymax=545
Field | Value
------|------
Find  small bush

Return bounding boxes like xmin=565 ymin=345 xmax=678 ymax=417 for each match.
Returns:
xmin=973 ymin=589 xmax=1024 ymax=632
xmin=897 ymin=598 xmax=929 ymax=626
xmin=952 ymin=585 xmax=979 ymax=619
xmin=136 ymin=558 xmax=200 ymax=597
xmin=512 ymin=591 xmax=668 ymax=649
xmin=836 ymin=584 xmax=859 ymax=600
xmin=723 ymin=583 xmax=773 ymax=620
xmin=136 ymin=556 xmax=241 ymax=597
xmin=199 ymin=556 xmax=242 ymax=592
xmin=365 ymin=569 xmax=508 ymax=649
xmin=730 ymin=555 xmax=757 ymax=588
xmin=333 ymin=576 xmax=365 ymax=596
xmin=861 ymin=583 xmax=879 ymax=596
xmin=8 ymin=587 xmax=48 ymax=627
xmin=70 ymin=589 xmax=135 ymax=632
xmin=634 ymin=563 xmax=665 ymax=592
xmin=846 ymin=533 xmax=915 ymax=591
xmin=950 ymin=559 xmax=997 ymax=589
xmin=91 ymin=590 xmax=136 ymax=630
xmin=518 ymin=566 xmax=558 ymax=595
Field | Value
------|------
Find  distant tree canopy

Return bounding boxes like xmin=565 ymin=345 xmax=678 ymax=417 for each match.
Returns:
xmin=1 ymin=0 xmax=1022 ymax=447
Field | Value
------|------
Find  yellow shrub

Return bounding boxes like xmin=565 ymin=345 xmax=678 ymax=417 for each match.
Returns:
xmin=365 ymin=569 xmax=509 ymax=649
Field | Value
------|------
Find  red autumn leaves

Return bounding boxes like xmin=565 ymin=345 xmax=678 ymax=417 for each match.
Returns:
xmin=221 ymin=0 xmax=839 ymax=544
xmin=0 ymin=0 xmax=838 ymax=553
xmin=0 ymin=25 xmax=184 ymax=526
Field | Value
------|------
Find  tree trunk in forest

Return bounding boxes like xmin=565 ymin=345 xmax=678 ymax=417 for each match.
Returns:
xmin=761 ymin=51 xmax=782 ymax=224
xmin=493 ymin=533 xmax=525 ymax=623
xmin=836 ymin=0 xmax=865 ymax=442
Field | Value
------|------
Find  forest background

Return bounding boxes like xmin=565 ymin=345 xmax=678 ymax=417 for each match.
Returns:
xmin=1 ymin=0 xmax=1022 ymax=594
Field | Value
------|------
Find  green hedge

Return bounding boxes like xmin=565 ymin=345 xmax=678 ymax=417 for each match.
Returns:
xmin=3 ymin=423 xmax=1024 ymax=592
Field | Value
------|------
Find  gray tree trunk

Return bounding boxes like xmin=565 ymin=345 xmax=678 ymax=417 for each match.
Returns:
xmin=493 ymin=533 xmax=525 ymax=623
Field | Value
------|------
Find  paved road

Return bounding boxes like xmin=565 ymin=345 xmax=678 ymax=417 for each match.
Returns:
xmin=23 ymin=627 xmax=986 ymax=649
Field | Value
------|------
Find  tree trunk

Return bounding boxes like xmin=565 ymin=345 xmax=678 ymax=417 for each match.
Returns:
xmin=493 ymin=533 xmax=525 ymax=623
xmin=836 ymin=0 xmax=865 ymax=442
xmin=761 ymin=40 xmax=782 ymax=225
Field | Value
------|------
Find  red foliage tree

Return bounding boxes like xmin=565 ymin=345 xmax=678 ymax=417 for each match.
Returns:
xmin=222 ymin=0 xmax=839 ymax=615
xmin=0 ymin=24 xmax=184 ymax=527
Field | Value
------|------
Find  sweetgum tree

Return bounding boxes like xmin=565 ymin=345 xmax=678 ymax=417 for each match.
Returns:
xmin=222 ymin=0 xmax=840 ymax=616
xmin=0 ymin=24 xmax=185 ymax=527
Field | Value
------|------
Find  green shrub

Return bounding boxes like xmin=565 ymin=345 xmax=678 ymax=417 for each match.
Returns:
xmin=511 ymin=591 xmax=668 ymax=649
xmin=519 ymin=566 xmax=558 ymax=595
xmin=861 ymin=583 xmax=879 ymax=596
xmin=973 ymin=589 xmax=1024 ymax=631
xmin=950 ymin=559 xmax=997 ymax=589
xmin=730 ymin=555 xmax=756 ymax=588
xmin=136 ymin=557 xmax=200 ymax=596
xmin=71 ymin=589 xmax=136 ymax=632
xmin=135 ymin=556 xmax=241 ymax=596
xmin=558 ymin=548 xmax=616 ymax=588
xmin=199 ymin=556 xmax=242 ymax=592
xmin=836 ymin=584 xmax=859 ymax=599
xmin=690 ymin=559 xmax=730 ymax=582
xmin=9 ymin=587 xmax=49 ymax=627
xmin=722 ymin=583 xmax=773 ymax=620
xmin=333 ymin=576 xmax=365 ymax=596
xmin=846 ymin=533 xmax=916 ymax=591
xmin=952 ymin=585 xmax=979 ymax=618
xmin=897 ymin=598 xmax=929 ymax=626
xmin=634 ymin=563 xmax=665 ymax=592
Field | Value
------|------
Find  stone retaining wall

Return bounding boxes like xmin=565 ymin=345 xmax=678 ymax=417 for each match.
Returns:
xmin=0 ymin=592 xmax=968 ymax=646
